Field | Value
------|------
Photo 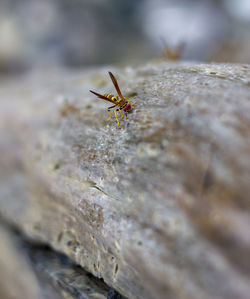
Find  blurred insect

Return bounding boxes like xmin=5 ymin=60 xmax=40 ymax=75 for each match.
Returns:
xmin=161 ymin=38 xmax=186 ymax=61
xmin=90 ymin=72 xmax=135 ymax=127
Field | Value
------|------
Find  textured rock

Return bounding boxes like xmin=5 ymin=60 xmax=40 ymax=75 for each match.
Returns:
xmin=0 ymin=223 xmax=52 ymax=299
xmin=0 ymin=220 xmax=110 ymax=299
xmin=24 ymin=237 xmax=109 ymax=299
xmin=0 ymin=62 xmax=250 ymax=299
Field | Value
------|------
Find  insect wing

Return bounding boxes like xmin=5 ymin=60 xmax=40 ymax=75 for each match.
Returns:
xmin=176 ymin=41 xmax=185 ymax=57
xmin=90 ymin=90 xmax=108 ymax=100
xmin=108 ymin=72 xmax=124 ymax=100
xmin=90 ymin=90 xmax=117 ymax=104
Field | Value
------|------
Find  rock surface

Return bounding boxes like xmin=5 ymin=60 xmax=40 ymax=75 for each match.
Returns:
xmin=0 ymin=223 xmax=44 ymax=299
xmin=0 ymin=62 xmax=250 ymax=299
xmin=0 ymin=220 xmax=110 ymax=299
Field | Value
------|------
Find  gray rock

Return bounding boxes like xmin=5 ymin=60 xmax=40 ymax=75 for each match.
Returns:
xmin=0 ymin=62 xmax=250 ymax=299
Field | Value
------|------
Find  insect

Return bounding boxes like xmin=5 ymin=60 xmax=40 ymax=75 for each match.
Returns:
xmin=90 ymin=72 xmax=135 ymax=127
xmin=161 ymin=38 xmax=185 ymax=61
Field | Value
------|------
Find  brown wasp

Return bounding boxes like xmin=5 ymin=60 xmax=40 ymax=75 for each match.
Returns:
xmin=161 ymin=38 xmax=186 ymax=61
xmin=90 ymin=72 xmax=135 ymax=127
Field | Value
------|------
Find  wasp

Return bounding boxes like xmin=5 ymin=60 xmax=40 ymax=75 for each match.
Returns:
xmin=90 ymin=72 xmax=135 ymax=127
xmin=161 ymin=38 xmax=185 ymax=61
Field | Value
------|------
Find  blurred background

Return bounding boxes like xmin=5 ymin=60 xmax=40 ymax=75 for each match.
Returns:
xmin=0 ymin=0 xmax=250 ymax=74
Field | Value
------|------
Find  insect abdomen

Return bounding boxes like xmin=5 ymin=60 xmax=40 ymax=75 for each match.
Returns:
xmin=104 ymin=94 xmax=123 ymax=106
xmin=104 ymin=94 xmax=118 ymax=102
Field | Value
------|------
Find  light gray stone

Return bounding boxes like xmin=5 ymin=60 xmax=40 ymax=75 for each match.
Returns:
xmin=0 ymin=62 xmax=250 ymax=299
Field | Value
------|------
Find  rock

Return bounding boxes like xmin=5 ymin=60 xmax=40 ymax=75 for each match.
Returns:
xmin=107 ymin=288 xmax=127 ymax=299
xmin=0 ymin=220 xmax=109 ymax=299
xmin=0 ymin=62 xmax=250 ymax=299
xmin=0 ymin=222 xmax=51 ymax=299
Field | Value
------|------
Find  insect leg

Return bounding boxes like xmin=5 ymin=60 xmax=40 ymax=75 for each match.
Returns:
xmin=106 ymin=105 xmax=116 ymax=121
xmin=114 ymin=109 xmax=120 ymax=127
xmin=125 ymin=98 xmax=136 ymax=106
xmin=118 ymin=108 xmax=124 ymax=119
